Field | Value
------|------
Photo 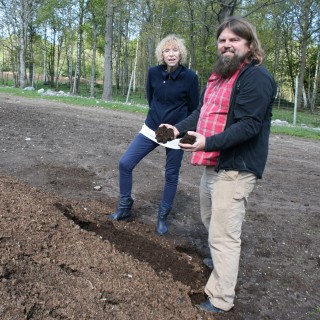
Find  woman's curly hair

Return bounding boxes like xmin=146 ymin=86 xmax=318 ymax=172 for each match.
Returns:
xmin=155 ymin=34 xmax=187 ymax=65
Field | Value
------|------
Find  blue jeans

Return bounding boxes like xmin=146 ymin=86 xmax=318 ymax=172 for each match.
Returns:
xmin=118 ymin=133 xmax=184 ymax=210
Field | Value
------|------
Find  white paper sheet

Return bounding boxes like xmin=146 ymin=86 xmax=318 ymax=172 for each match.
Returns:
xmin=139 ymin=124 xmax=181 ymax=149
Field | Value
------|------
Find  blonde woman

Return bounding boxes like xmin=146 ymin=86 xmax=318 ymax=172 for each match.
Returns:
xmin=108 ymin=34 xmax=199 ymax=235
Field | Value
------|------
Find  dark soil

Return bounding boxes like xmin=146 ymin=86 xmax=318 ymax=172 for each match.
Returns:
xmin=155 ymin=126 xmax=175 ymax=143
xmin=180 ymin=133 xmax=197 ymax=144
xmin=0 ymin=92 xmax=319 ymax=320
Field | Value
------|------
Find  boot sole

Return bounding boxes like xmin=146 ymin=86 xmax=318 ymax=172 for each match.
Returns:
xmin=107 ymin=214 xmax=132 ymax=222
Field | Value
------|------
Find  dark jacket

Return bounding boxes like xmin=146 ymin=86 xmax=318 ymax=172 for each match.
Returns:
xmin=175 ymin=61 xmax=277 ymax=178
xmin=145 ymin=64 xmax=199 ymax=131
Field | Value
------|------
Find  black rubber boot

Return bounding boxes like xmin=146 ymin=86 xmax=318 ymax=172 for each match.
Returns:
xmin=156 ymin=206 xmax=171 ymax=235
xmin=108 ymin=197 xmax=134 ymax=221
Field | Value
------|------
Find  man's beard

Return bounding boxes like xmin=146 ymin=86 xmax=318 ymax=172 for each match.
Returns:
xmin=212 ymin=53 xmax=246 ymax=78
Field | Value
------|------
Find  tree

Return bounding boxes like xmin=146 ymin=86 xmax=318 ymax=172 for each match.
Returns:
xmin=0 ymin=0 xmax=38 ymax=88
xmin=88 ymin=0 xmax=98 ymax=98
xmin=0 ymin=0 xmax=319 ymax=112
xmin=18 ymin=0 xmax=30 ymax=88
xmin=294 ymin=0 xmax=312 ymax=110
xmin=72 ymin=0 xmax=85 ymax=95
xmin=217 ymin=0 xmax=239 ymax=23
xmin=309 ymin=44 xmax=319 ymax=113
xmin=102 ymin=0 xmax=114 ymax=101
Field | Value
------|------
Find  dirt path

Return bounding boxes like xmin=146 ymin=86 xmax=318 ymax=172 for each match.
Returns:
xmin=0 ymin=92 xmax=319 ymax=319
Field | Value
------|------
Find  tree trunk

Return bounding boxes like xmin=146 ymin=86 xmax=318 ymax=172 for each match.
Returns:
xmin=90 ymin=18 xmax=97 ymax=98
xmin=28 ymin=25 xmax=35 ymax=86
xmin=186 ymin=0 xmax=195 ymax=70
xmin=72 ymin=33 xmax=81 ymax=95
xmin=49 ymin=28 xmax=56 ymax=87
xmin=67 ymin=3 xmax=74 ymax=91
xmin=102 ymin=0 xmax=114 ymax=101
xmin=125 ymin=38 xmax=139 ymax=103
xmin=122 ymin=16 xmax=129 ymax=97
xmin=310 ymin=45 xmax=319 ymax=113
xmin=43 ymin=24 xmax=47 ymax=85
xmin=19 ymin=0 xmax=28 ymax=89
xmin=296 ymin=1 xmax=311 ymax=111
xmin=133 ymin=39 xmax=139 ymax=92
xmin=19 ymin=33 xmax=26 ymax=88
xmin=55 ymin=35 xmax=64 ymax=89
xmin=115 ymin=22 xmax=121 ymax=92
xmin=283 ymin=30 xmax=295 ymax=97
xmin=217 ymin=0 xmax=238 ymax=23
xmin=72 ymin=0 xmax=85 ymax=95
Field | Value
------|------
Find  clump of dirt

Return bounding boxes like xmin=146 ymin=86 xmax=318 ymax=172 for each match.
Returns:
xmin=155 ymin=126 xmax=175 ymax=143
xmin=180 ymin=133 xmax=196 ymax=144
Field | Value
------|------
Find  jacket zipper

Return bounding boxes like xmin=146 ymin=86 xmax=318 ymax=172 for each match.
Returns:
xmin=215 ymin=62 xmax=253 ymax=171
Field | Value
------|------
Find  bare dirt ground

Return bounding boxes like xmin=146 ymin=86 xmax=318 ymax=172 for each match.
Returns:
xmin=0 ymin=92 xmax=319 ymax=320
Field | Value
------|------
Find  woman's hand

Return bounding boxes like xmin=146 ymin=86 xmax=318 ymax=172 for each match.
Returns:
xmin=179 ymin=131 xmax=206 ymax=152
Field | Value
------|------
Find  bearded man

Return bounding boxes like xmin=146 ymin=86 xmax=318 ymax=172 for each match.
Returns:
xmin=161 ymin=17 xmax=277 ymax=313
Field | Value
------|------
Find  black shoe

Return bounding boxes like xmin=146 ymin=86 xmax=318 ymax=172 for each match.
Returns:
xmin=108 ymin=197 xmax=133 ymax=221
xmin=108 ymin=211 xmax=132 ymax=221
xmin=156 ymin=217 xmax=168 ymax=235
xmin=203 ymin=257 xmax=214 ymax=270
xmin=156 ymin=206 xmax=171 ymax=235
xmin=198 ymin=299 xmax=224 ymax=313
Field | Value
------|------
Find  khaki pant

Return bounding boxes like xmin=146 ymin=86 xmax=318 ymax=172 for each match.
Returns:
xmin=200 ymin=167 xmax=257 ymax=311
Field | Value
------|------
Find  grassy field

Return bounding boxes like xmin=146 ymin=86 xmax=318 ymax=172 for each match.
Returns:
xmin=1 ymin=85 xmax=319 ymax=141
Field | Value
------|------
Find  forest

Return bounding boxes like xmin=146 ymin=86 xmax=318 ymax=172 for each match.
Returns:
xmin=0 ymin=0 xmax=319 ymax=112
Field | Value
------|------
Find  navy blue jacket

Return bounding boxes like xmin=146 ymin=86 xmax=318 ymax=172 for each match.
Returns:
xmin=175 ymin=61 xmax=277 ymax=178
xmin=145 ymin=64 xmax=199 ymax=131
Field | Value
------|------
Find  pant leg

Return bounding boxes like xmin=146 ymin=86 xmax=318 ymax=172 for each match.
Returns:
xmin=160 ymin=147 xmax=184 ymax=209
xmin=119 ymin=133 xmax=158 ymax=198
xmin=205 ymin=170 xmax=257 ymax=311
xmin=200 ymin=167 xmax=218 ymax=231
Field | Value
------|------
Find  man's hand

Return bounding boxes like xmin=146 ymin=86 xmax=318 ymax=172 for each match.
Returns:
xmin=179 ymin=131 xmax=206 ymax=152
xmin=159 ymin=124 xmax=180 ymax=139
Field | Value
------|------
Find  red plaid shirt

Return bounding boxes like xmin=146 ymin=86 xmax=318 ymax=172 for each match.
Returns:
xmin=190 ymin=68 xmax=241 ymax=166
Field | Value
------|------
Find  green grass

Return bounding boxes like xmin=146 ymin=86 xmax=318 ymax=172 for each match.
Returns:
xmin=271 ymin=108 xmax=320 ymax=140
xmin=271 ymin=125 xmax=320 ymax=140
xmin=306 ymin=305 xmax=320 ymax=317
xmin=1 ymin=85 xmax=319 ymax=141
xmin=0 ymin=85 xmax=148 ymax=114
xmin=272 ymin=108 xmax=320 ymax=128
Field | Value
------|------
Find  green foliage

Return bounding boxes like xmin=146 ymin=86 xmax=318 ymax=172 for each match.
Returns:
xmin=0 ymin=0 xmax=319 ymax=109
